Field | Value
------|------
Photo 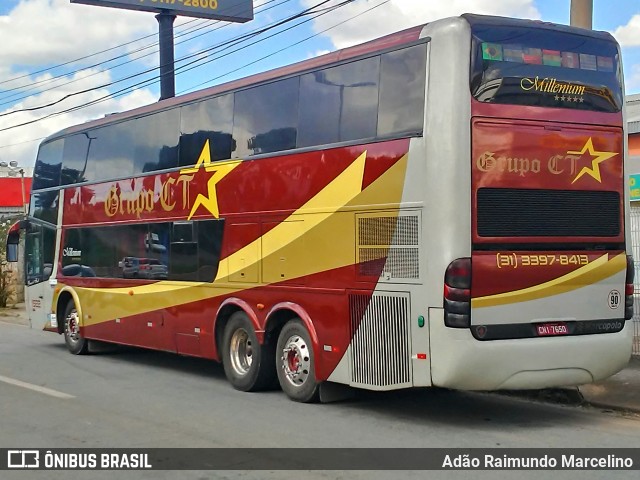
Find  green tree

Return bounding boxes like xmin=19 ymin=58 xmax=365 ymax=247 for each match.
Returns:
xmin=0 ymin=219 xmax=16 ymax=308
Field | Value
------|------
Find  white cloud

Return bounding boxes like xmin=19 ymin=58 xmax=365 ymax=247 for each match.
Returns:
xmin=302 ymin=0 xmax=540 ymax=49
xmin=613 ymin=14 xmax=640 ymax=47
xmin=0 ymin=0 xmax=156 ymax=68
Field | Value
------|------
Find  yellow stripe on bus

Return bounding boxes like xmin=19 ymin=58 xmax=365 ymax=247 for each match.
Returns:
xmin=65 ymin=151 xmax=409 ymax=327
xmin=471 ymin=253 xmax=626 ymax=308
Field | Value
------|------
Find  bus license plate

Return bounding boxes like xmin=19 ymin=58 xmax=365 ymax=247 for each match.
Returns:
xmin=536 ymin=323 xmax=569 ymax=336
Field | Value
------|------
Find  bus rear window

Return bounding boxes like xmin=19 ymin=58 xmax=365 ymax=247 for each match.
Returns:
xmin=470 ymin=25 xmax=623 ymax=112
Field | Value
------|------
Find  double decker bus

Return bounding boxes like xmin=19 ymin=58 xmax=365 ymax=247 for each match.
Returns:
xmin=7 ymin=14 xmax=633 ymax=402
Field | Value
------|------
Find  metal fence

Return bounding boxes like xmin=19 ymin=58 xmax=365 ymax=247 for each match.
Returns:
xmin=629 ymin=207 xmax=640 ymax=355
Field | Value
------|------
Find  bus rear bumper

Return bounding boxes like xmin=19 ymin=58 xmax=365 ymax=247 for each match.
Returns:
xmin=428 ymin=309 xmax=633 ymax=391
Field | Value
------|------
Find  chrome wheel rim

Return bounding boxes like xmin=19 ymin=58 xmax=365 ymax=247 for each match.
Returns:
xmin=280 ymin=334 xmax=310 ymax=387
xmin=65 ymin=309 xmax=81 ymax=344
xmin=229 ymin=328 xmax=253 ymax=376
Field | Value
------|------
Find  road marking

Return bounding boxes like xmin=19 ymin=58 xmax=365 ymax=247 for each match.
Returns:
xmin=0 ymin=375 xmax=75 ymax=399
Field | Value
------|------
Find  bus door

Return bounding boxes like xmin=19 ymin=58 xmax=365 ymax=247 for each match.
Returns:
xmin=21 ymin=221 xmax=57 ymax=330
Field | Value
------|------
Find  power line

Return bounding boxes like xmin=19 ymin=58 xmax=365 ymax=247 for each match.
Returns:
xmin=42 ymin=0 xmax=369 ymax=121
xmin=0 ymin=0 xmax=380 ymax=149
xmin=57 ymin=0 xmax=352 ymax=115
xmin=0 ymin=0 xmax=343 ymax=129
xmin=0 ymin=0 xmax=380 ymax=138
xmin=0 ymin=0 xmax=305 ymax=118
xmin=0 ymin=20 xmax=194 ymax=89
xmin=0 ymin=137 xmax=44 ymax=150
xmin=0 ymin=0 xmax=289 ymax=106
xmin=174 ymin=0 xmax=356 ymax=85
xmin=182 ymin=0 xmax=391 ymax=93
xmin=0 ymin=18 xmax=207 ymax=100
xmin=0 ymin=0 xmax=281 ymax=88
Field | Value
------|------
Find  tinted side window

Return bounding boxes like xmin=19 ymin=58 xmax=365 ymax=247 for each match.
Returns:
xmin=169 ymin=222 xmax=198 ymax=280
xmin=33 ymin=140 xmax=63 ymax=190
xmin=133 ymin=109 xmax=180 ymax=174
xmin=61 ymin=229 xmax=95 ymax=277
xmin=75 ymin=224 xmax=150 ymax=278
xmin=169 ymin=220 xmax=224 ymax=282
xmin=378 ymin=44 xmax=427 ymax=137
xmin=180 ymin=94 xmax=235 ymax=166
xmin=61 ymin=133 xmax=91 ymax=185
xmin=298 ymin=57 xmax=380 ymax=148
xmin=80 ymin=227 xmax=120 ymax=278
xmin=233 ymin=78 xmax=299 ymax=157
xmin=30 ymin=191 xmax=59 ymax=225
xmin=146 ymin=224 xmax=170 ymax=258
xmin=61 ymin=220 xmax=221 ymax=281
xmin=197 ymin=219 xmax=225 ymax=282
xmin=85 ymin=122 xmax=135 ymax=183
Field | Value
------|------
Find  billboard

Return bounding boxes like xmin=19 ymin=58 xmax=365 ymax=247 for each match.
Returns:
xmin=630 ymin=173 xmax=640 ymax=201
xmin=70 ymin=0 xmax=253 ymax=22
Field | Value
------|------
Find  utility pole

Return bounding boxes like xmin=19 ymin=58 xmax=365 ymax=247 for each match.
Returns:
xmin=156 ymin=12 xmax=176 ymax=101
xmin=570 ymin=0 xmax=593 ymax=29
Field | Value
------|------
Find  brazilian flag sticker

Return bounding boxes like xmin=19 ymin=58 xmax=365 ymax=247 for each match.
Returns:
xmin=482 ymin=43 xmax=503 ymax=61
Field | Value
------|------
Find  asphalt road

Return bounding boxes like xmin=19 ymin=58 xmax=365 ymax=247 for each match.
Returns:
xmin=1 ymin=318 xmax=639 ymax=480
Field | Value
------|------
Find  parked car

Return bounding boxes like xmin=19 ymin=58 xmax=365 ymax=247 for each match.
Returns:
xmin=120 ymin=257 xmax=168 ymax=280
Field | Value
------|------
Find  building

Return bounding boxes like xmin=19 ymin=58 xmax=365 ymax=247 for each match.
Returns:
xmin=0 ymin=176 xmax=32 ymax=219
xmin=0 ymin=165 xmax=33 ymax=219
xmin=0 ymin=167 xmax=32 ymax=305
xmin=626 ymin=95 xmax=640 ymax=355
xmin=628 ymin=93 xmax=640 ymax=122
xmin=628 ymin=93 xmax=640 ymax=173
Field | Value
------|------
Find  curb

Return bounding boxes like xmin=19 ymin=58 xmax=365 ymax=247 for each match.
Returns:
xmin=578 ymin=399 xmax=640 ymax=415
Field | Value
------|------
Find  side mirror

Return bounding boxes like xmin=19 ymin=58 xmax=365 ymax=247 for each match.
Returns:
xmin=5 ymin=220 xmax=26 ymax=262
xmin=6 ymin=243 xmax=18 ymax=262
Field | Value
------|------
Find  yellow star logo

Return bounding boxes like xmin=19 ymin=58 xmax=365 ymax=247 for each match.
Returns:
xmin=568 ymin=138 xmax=618 ymax=184
xmin=180 ymin=140 xmax=241 ymax=220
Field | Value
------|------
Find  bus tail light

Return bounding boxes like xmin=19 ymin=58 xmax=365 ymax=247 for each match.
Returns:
xmin=625 ymin=255 xmax=634 ymax=320
xmin=444 ymin=258 xmax=471 ymax=328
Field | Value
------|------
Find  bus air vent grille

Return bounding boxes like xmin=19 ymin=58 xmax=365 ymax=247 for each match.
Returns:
xmin=349 ymin=292 xmax=412 ymax=389
xmin=357 ymin=214 xmax=420 ymax=280
xmin=477 ymin=188 xmax=620 ymax=237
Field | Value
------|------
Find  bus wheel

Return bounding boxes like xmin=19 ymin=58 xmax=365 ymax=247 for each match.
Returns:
xmin=222 ymin=311 xmax=275 ymax=392
xmin=63 ymin=301 xmax=88 ymax=355
xmin=276 ymin=319 xmax=319 ymax=403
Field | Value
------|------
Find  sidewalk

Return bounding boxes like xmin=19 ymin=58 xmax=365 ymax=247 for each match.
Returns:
xmin=578 ymin=356 xmax=640 ymax=413
xmin=0 ymin=303 xmax=639 ymax=412
xmin=0 ymin=302 xmax=28 ymax=326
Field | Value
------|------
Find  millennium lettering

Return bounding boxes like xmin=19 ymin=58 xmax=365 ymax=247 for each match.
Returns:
xmin=521 ymin=76 xmax=586 ymax=96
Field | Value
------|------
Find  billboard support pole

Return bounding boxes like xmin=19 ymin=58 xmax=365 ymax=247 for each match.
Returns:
xmin=156 ymin=11 xmax=176 ymax=100
xmin=570 ymin=0 xmax=592 ymax=29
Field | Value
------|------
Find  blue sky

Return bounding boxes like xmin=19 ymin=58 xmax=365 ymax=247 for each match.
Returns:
xmin=1 ymin=0 xmax=640 ymax=168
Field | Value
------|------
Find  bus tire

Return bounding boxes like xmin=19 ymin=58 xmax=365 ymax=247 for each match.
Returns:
xmin=276 ymin=319 xmax=319 ymax=403
xmin=63 ymin=300 xmax=88 ymax=355
xmin=222 ymin=311 xmax=275 ymax=392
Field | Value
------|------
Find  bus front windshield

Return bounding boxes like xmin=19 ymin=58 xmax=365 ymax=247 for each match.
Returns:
xmin=470 ymin=24 xmax=623 ymax=113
